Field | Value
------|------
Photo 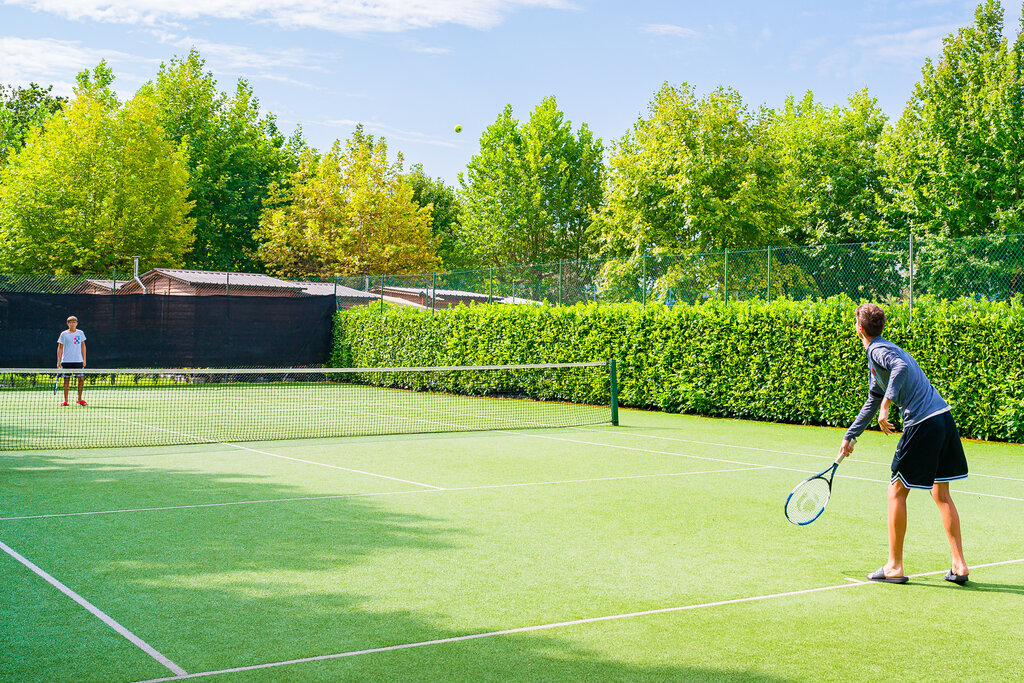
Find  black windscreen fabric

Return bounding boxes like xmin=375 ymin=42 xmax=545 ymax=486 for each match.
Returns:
xmin=0 ymin=294 xmax=335 ymax=367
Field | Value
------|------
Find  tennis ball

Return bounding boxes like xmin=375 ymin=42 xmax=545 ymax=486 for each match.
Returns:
xmin=454 ymin=125 xmax=462 ymax=133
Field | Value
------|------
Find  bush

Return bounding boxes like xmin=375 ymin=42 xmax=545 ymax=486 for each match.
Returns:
xmin=333 ymin=296 xmax=1024 ymax=442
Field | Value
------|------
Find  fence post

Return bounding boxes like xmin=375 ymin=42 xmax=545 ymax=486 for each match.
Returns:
xmin=766 ymin=246 xmax=771 ymax=300
xmin=909 ymin=234 xmax=915 ymax=324
xmin=379 ymin=273 xmax=385 ymax=313
xmin=431 ymin=272 xmax=436 ymax=313
xmin=558 ymin=260 xmax=563 ymax=306
xmin=489 ymin=266 xmax=493 ymax=304
xmin=225 ymin=272 xmax=230 ymax=296
xmin=724 ymin=249 xmax=729 ymax=300
xmin=641 ymin=253 xmax=647 ymax=306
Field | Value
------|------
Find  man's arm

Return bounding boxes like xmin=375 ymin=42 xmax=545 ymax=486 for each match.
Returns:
xmin=57 ymin=342 xmax=63 ymax=367
xmin=877 ymin=396 xmax=895 ymax=435
xmin=81 ymin=342 xmax=86 ymax=367
xmin=872 ymin=346 xmax=908 ymax=404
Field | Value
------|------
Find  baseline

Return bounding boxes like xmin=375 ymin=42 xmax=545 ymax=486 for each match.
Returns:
xmin=133 ymin=557 xmax=1024 ymax=683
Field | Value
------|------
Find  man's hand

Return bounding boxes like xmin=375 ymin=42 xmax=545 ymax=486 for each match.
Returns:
xmin=878 ymin=398 xmax=895 ymax=435
xmin=839 ymin=439 xmax=855 ymax=460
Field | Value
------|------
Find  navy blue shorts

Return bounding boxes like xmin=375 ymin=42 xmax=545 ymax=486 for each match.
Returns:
xmin=59 ymin=362 xmax=85 ymax=378
xmin=891 ymin=410 xmax=968 ymax=490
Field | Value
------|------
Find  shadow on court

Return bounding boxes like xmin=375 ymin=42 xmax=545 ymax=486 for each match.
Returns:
xmin=1 ymin=448 xmax=797 ymax=683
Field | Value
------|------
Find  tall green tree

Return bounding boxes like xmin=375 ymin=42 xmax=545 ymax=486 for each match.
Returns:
xmin=881 ymin=0 xmax=1024 ymax=237
xmin=0 ymin=83 xmax=66 ymax=167
xmin=404 ymin=165 xmax=468 ymax=269
xmin=257 ymin=127 xmax=439 ymax=278
xmin=459 ymin=96 xmax=604 ymax=265
xmin=150 ymin=50 xmax=304 ymax=271
xmin=597 ymin=83 xmax=787 ymax=259
xmin=769 ymin=88 xmax=892 ymax=244
xmin=0 ymin=64 xmax=194 ymax=274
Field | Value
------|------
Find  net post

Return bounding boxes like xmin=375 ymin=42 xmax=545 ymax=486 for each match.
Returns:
xmin=609 ymin=358 xmax=619 ymax=426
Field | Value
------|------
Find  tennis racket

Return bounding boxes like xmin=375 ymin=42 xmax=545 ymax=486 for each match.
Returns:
xmin=784 ymin=453 xmax=847 ymax=525
xmin=53 ymin=370 xmax=59 ymax=395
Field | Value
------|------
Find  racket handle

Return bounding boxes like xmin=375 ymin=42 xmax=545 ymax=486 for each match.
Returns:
xmin=834 ymin=452 xmax=848 ymax=465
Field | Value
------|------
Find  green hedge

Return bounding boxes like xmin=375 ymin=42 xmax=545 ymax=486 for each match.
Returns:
xmin=333 ymin=297 xmax=1024 ymax=442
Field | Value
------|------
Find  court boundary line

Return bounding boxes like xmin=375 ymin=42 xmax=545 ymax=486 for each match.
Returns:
xmin=0 ymin=466 xmax=769 ymax=522
xmin=132 ymin=557 xmax=1024 ymax=683
xmin=568 ymin=426 xmax=1024 ymax=483
xmin=0 ymin=538 xmax=187 ymax=677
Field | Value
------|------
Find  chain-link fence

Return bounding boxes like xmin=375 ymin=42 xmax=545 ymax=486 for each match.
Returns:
xmin=3 ymin=233 xmax=1023 ymax=311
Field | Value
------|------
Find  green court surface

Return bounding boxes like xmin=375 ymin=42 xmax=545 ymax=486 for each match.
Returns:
xmin=2 ymin=409 xmax=1022 ymax=682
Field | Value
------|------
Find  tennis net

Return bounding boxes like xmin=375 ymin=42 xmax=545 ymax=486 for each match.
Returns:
xmin=0 ymin=363 xmax=615 ymax=451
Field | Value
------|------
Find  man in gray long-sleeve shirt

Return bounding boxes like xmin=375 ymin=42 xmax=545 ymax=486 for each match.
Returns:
xmin=839 ymin=304 xmax=969 ymax=585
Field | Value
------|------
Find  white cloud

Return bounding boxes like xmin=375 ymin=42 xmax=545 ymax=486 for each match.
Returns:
xmin=5 ymin=0 xmax=577 ymax=34
xmin=0 ymin=37 xmax=134 ymax=94
xmin=319 ymin=119 xmax=457 ymax=148
xmin=643 ymin=23 xmax=700 ymax=40
xmin=854 ymin=24 xmax=956 ymax=63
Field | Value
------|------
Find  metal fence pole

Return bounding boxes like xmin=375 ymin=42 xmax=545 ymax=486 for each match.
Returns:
xmin=379 ymin=273 xmax=385 ymax=313
xmin=431 ymin=272 xmax=436 ymax=313
xmin=724 ymin=249 xmax=729 ymax=300
xmin=641 ymin=254 xmax=647 ymax=306
xmin=226 ymin=272 xmax=230 ymax=296
xmin=909 ymin=234 xmax=915 ymax=323
xmin=558 ymin=260 xmax=563 ymax=306
xmin=489 ymin=266 xmax=493 ymax=304
xmin=766 ymin=246 xmax=771 ymax=300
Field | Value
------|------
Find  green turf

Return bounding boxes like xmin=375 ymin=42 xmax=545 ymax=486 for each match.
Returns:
xmin=2 ymin=409 xmax=1022 ymax=682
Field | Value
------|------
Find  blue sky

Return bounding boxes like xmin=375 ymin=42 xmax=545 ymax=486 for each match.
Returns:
xmin=0 ymin=0 xmax=994 ymax=185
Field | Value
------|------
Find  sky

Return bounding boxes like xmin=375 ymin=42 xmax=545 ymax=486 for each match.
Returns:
xmin=0 ymin=0 xmax=1000 ymax=185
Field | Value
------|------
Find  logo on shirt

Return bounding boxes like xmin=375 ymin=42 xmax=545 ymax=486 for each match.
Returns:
xmin=73 ymin=335 xmax=82 ymax=344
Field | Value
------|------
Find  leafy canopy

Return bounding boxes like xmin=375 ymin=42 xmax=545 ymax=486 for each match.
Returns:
xmin=257 ymin=126 xmax=439 ymax=278
xmin=0 ymin=62 xmax=194 ymax=275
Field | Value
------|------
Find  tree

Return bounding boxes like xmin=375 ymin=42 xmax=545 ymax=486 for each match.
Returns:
xmin=598 ymin=83 xmax=787 ymax=258
xmin=0 ymin=83 xmax=66 ymax=167
xmin=769 ymin=89 xmax=892 ymax=245
xmin=150 ymin=50 xmax=304 ymax=271
xmin=595 ymin=83 xmax=789 ymax=301
xmin=881 ymin=0 xmax=1024 ymax=238
xmin=459 ymin=96 xmax=604 ymax=265
xmin=0 ymin=63 xmax=194 ymax=274
xmin=404 ymin=165 xmax=468 ymax=269
xmin=256 ymin=127 xmax=439 ymax=278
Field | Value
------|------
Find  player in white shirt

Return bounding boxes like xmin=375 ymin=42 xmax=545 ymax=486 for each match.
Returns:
xmin=57 ymin=315 xmax=87 ymax=406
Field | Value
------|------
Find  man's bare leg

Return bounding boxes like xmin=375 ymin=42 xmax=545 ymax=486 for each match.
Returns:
xmin=932 ymin=482 xmax=968 ymax=576
xmin=886 ymin=479 xmax=910 ymax=577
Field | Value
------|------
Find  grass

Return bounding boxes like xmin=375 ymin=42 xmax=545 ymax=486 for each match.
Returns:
xmin=1 ymin=408 xmax=1022 ymax=682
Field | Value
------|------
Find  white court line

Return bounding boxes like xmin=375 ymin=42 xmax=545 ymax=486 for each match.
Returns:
xmin=0 ymin=539 xmax=187 ymax=677
xmin=133 ymin=557 xmax=1024 ymax=683
xmin=0 ymin=466 xmax=768 ymax=522
xmin=568 ymin=426 xmax=1024 ymax=483
xmin=102 ymin=416 xmax=443 ymax=490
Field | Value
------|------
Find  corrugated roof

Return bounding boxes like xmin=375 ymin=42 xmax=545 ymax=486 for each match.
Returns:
xmin=151 ymin=269 xmax=303 ymax=290
xmin=380 ymin=286 xmax=490 ymax=299
xmin=84 ymin=279 xmax=127 ymax=290
xmin=290 ymin=281 xmax=377 ymax=298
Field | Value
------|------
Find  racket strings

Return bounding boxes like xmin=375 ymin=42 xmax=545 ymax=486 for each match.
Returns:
xmin=785 ymin=477 xmax=831 ymax=524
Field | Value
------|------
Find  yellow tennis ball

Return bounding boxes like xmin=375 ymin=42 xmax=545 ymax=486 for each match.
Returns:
xmin=454 ymin=125 xmax=462 ymax=133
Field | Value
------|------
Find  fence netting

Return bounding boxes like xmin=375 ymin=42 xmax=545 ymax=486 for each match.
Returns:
xmin=2 ymin=234 xmax=1022 ymax=310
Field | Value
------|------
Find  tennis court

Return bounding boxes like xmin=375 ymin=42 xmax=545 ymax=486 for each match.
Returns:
xmin=2 ymin=375 xmax=1023 ymax=682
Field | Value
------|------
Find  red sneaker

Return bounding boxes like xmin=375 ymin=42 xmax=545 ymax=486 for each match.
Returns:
xmin=60 ymin=401 xmax=69 ymax=406
xmin=76 ymin=400 xmax=88 ymax=406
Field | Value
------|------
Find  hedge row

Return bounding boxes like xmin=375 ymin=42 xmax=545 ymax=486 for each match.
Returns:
xmin=333 ymin=297 xmax=1024 ymax=442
